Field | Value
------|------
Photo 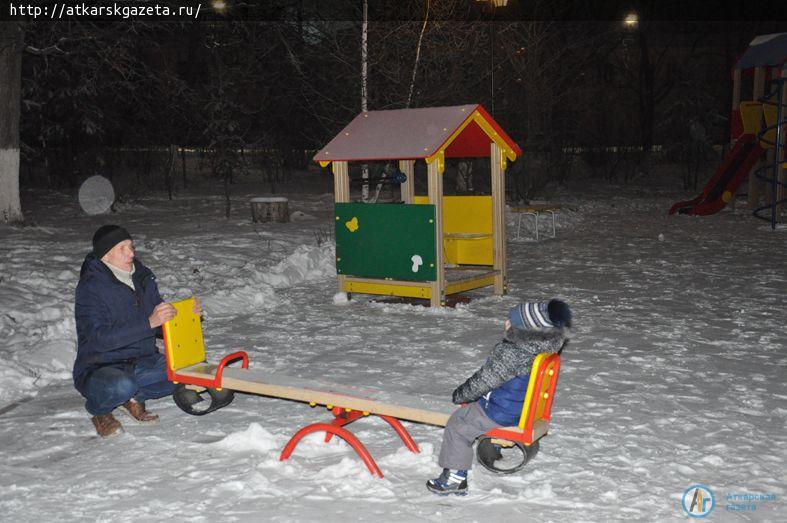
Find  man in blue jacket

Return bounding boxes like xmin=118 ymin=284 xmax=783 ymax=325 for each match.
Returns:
xmin=426 ymin=299 xmax=572 ymax=495
xmin=74 ymin=225 xmax=177 ymax=438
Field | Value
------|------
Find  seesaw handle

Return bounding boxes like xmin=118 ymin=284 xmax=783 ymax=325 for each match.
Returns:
xmin=214 ymin=351 xmax=249 ymax=387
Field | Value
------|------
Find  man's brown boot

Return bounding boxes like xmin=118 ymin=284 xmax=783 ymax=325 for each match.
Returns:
xmin=118 ymin=399 xmax=159 ymax=424
xmin=91 ymin=413 xmax=123 ymax=438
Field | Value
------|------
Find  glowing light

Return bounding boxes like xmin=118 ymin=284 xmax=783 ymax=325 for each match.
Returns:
xmin=212 ymin=0 xmax=227 ymax=13
xmin=623 ymin=12 xmax=639 ymax=27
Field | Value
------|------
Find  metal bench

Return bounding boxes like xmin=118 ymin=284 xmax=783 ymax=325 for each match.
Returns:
xmin=512 ymin=205 xmax=558 ymax=241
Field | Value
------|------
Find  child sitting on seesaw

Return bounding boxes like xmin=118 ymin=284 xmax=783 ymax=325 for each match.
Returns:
xmin=426 ymin=299 xmax=572 ymax=496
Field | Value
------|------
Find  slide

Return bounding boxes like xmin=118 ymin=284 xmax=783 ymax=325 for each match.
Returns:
xmin=668 ymin=134 xmax=763 ymax=216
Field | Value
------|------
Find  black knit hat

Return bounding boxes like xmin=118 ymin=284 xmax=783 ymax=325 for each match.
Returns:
xmin=92 ymin=225 xmax=132 ymax=260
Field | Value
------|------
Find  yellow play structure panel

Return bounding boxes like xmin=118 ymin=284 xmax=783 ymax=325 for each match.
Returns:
xmin=415 ymin=195 xmax=493 ymax=265
xmin=739 ymin=101 xmax=763 ymax=136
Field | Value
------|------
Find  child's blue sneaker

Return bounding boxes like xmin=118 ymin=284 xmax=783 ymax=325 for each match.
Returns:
xmin=426 ymin=468 xmax=468 ymax=496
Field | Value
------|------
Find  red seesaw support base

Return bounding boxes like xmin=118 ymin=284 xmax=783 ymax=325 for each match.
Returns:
xmin=279 ymin=406 xmax=420 ymax=478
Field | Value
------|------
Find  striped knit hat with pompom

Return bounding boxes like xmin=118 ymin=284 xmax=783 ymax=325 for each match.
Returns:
xmin=509 ymin=299 xmax=572 ymax=330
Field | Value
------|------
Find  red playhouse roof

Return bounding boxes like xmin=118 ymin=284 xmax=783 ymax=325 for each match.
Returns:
xmin=313 ymin=104 xmax=522 ymax=165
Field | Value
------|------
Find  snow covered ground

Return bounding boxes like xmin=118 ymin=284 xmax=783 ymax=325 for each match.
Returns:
xmin=0 ymin=169 xmax=785 ymax=522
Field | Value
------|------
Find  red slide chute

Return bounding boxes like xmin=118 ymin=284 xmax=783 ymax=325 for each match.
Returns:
xmin=669 ymin=134 xmax=763 ymax=216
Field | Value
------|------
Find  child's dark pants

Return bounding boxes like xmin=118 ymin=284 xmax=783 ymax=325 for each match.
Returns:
xmin=438 ymin=402 xmax=499 ymax=470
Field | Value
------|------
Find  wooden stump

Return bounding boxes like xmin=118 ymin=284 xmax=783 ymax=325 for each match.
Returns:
xmin=250 ymin=197 xmax=289 ymax=223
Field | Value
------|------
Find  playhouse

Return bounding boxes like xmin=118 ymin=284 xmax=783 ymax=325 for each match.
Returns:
xmin=670 ymin=33 xmax=786 ymax=226
xmin=732 ymin=32 xmax=787 ymax=226
xmin=314 ymin=104 xmax=522 ymax=307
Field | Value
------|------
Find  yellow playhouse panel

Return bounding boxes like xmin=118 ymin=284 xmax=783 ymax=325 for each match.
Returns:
xmin=415 ymin=195 xmax=494 ymax=265
xmin=343 ymin=280 xmax=432 ymax=298
xmin=444 ymin=234 xmax=493 ymax=265
xmin=739 ymin=101 xmax=763 ymax=136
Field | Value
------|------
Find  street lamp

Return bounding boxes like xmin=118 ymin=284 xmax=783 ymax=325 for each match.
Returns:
xmin=623 ymin=12 xmax=639 ymax=28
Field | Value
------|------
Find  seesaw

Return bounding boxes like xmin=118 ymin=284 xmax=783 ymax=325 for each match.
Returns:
xmin=162 ymin=297 xmax=561 ymax=477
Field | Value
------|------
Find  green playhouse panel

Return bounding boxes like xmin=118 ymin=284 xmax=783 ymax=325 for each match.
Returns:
xmin=335 ymin=203 xmax=437 ymax=282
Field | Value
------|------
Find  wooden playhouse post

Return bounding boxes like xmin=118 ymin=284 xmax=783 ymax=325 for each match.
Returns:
xmin=490 ymin=142 xmax=507 ymax=294
xmin=332 ymin=161 xmax=350 ymax=203
xmin=333 ymin=161 xmax=350 ymax=292
xmin=399 ymin=160 xmax=415 ymax=204
xmin=763 ymin=71 xmax=782 ymax=207
xmin=731 ymin=68 xmax=742 ymax=209
xmin=731 ymin=67 xmax=741 ymax=147
xmin=427 ymin=155 xmax=445 ymax=307
xmin=749 ymin=67 xmax=766 ymax=208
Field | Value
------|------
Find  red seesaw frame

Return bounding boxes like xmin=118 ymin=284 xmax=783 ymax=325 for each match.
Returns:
xmin=279 ymin=406 xmax=420 ymax=478
xmin=166 ymin=350 xmax=419 ymax=478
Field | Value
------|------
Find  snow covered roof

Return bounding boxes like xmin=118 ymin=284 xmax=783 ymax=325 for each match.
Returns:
xmin=313 ymin=104 xmax=522 ymax=165
xmin=737 ymin=33 xmax=787 ymax=70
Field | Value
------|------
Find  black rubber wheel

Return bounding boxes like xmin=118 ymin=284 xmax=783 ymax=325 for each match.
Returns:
xmin=526 ymin=439 xmax=540 ymax=461
xmin=173 ymin=383 xmax=234 ymax=416
xmin=475 ymin=437 xmax=540 ymax=474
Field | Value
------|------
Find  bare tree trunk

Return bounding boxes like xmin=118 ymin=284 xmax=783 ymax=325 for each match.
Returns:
xmin=637 ymin=27 xmax=655 ymax=177
xmin=456 ymin=161 xmax=474 ymax=193
xmin=360 ymin=0 xmax=369 ymax=201
xmin=0 ymin=23 xmax=24 ymax=224
xmin=407 ymin=0 xmax=430 ymax=108
xmin=181 ymin=146 xmax=187 ymax=189
xmin=224 ymin=175 xmax=231 ymax=219
xmin=166 ymin=144 xmax=176 ymax=200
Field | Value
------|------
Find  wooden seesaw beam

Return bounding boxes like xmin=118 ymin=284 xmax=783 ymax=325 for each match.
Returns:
xmin=175 ymin=363 xmax=454 ymax=427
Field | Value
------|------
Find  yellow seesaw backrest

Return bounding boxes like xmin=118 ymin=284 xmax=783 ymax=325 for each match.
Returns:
xmin=162 ymin=297 xmax=206 ymax=372
xmin=517 ymin=353 xmax=560 ymax=430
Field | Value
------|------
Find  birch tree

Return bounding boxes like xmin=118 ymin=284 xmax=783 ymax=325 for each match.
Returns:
xmin=0 ymin=23 xmax=23 ymax=223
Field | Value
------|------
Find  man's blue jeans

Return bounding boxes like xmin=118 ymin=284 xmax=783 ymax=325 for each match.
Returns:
xmin=81 ymin=353 xmax=174 ymax=416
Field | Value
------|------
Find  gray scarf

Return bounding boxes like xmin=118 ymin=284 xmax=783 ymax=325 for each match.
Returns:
xmin=103 ymin=260 xmax=135 ymax=290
